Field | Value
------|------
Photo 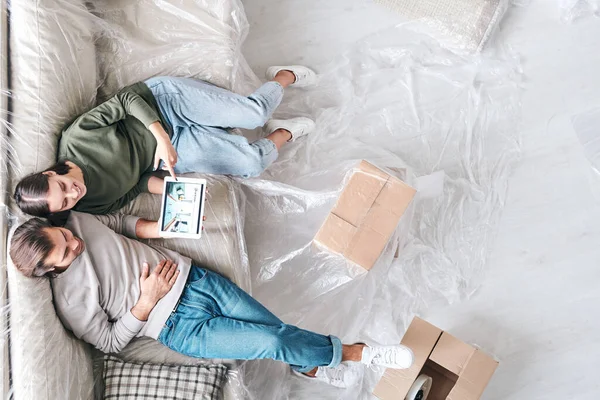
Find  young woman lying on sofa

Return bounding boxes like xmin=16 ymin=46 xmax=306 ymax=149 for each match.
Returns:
xmin=9 ymin=212 xmax=414 ymax=388
xmin=14 ymin=66 xmax=316 ymax=217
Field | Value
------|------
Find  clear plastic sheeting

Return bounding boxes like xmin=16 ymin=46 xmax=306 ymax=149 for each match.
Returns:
xmin=87 ymin=0 xmax=256 ymax=100
xmin=0 ymin=1 xmax=523 ymax=400
xmin=238 ymin=26 xmax=522 ymax=399
xmin=559 ymin=0 xmax=600 ymax=22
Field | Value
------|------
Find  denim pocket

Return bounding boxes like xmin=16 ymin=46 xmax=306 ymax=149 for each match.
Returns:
xmin=158 ymin=315 xmax=178 ymax=349
xmin=188 ymin=266 xmax=208 ymax=285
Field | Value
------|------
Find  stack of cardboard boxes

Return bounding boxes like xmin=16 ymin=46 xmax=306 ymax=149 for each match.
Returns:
xmin=313 ymin=161 xmax=499 ymax=399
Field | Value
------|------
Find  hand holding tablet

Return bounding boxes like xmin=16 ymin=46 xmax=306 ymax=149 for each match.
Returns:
xmin=158 ymin=177 xmax=207 ymax=238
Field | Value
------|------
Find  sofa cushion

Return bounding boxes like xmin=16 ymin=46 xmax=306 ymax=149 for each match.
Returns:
xmin=8 ymin=1 xmax=99 ymax=397
xmin=94 ymin=337 xmax=241 ymax=400
xmin=89 ymin=0 xmax=244 ymax=100
xmin=102 ymin=356 xmax=227 ymax=400
xmin=9 ymin=0 xmax=98 ymax=195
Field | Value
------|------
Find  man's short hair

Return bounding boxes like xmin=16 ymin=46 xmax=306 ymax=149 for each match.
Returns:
xmin=10 ymin=218 xmax=55 ymax=278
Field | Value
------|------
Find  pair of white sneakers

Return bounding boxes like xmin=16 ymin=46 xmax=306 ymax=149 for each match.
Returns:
xmin=263 ymin=65 xmax=317 ymax=142
xmin=296 ymin=344 xmax=415 ymax=388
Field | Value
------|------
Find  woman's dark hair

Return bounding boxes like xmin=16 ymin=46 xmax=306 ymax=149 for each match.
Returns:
xmin=9 ymin=218 xmax=56 ymax=278
xmin=13 ymin=161 xmax=71 ymax=218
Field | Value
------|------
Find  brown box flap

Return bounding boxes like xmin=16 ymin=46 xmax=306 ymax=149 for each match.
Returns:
xmin=422 ymin=360 xmax=459 ymax=400
xmin=345 ymin=186 xmax=414 ymax=270
xmin=345 ymin=227 xmax=387 ymax=270
xmin=358 ymin=160 xmax=391 ymax=180
xmin=362 ymin=202 xmax=402 ymax=238
xmin=314 ymin=213 xmax=357 ymax=254
xmin=429 ymin=332 xmax=476 ymax=376
xmin=373 ymin=318 xmax=442 ymax=399
xmin=375 ymin=177 xmax=417 ymax=216
xmin=333 ymin=162 xmax=388 ymax=227
xmin=447 ymin=350 xmax=499 ymax=400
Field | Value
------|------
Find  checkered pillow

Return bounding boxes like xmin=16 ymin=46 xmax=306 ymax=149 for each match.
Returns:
xmin=103 ymin=356 xmax=227 ymax=400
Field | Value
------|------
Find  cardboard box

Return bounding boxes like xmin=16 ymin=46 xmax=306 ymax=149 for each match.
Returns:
xmin=314 ymin=160 xmax=416 ymax=270
xmin=374 ymin=317 xmax=498 ymax=400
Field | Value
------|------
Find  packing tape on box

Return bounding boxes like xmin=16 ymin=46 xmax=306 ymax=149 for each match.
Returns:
xmin=405 ymin=374 xmax=433 ymax=400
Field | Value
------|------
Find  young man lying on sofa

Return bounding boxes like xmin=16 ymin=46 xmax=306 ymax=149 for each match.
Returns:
xmin=9 ymin=211 xmax=414 ymax=388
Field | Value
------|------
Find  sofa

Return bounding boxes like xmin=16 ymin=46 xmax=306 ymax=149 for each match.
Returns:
xmin=0 ymin=1 xmax=516 ymax=399
xmin=1 ymin=0 xmax=258 ymax=398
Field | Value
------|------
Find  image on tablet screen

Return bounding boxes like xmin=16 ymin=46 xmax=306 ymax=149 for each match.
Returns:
xmin=161 ymin=181 xmax=203 ymax=234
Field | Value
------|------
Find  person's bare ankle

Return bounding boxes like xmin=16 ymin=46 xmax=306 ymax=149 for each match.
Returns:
xmin=341 ymin=343 xmax=366 ymax=362
xmin=274 ymin=70 xmax=296 ymax=86
xmin=275 ymin=128 xmax=293 ymax=141
xmin=353 ymin=344 xmax=366 ymax=361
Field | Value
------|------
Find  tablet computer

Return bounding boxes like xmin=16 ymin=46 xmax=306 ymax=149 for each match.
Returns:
xmin=158 ymin=177 xmax=206 ymax=239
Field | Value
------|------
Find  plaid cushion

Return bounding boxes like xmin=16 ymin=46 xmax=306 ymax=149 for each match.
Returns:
xmin=103 ymin=356 xmax=227 ymax=400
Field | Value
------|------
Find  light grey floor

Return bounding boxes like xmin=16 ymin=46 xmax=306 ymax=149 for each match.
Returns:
xmin=242 ymin=1 xmax=600 ymax=399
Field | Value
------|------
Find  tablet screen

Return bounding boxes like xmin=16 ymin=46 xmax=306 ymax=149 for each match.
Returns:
xmin=161 ymin=180 xmax=205 ymax=235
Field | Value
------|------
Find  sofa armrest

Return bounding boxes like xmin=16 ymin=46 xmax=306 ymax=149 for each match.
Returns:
xmin=1 ymin=0 xmax=10 ymax=396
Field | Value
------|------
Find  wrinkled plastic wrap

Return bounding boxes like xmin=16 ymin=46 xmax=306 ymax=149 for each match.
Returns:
xmin=235 ymin=25 xmax=522 ymax=399
xmin=559 ymin=0 xmax=600 ymax=22
xmin=0 ymin=0 xmax=523 ymax=399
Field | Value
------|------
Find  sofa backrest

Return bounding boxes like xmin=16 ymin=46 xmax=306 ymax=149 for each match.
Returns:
xmin=0 ymin=0 xmax=10 ymax=396
xmin=5 ymin=1 xmax=253 ymax=399
xmin=8 ymin=0 xmax=98 ymax=201
xmin=89 ymin=0 xmax=243 ymax=100
xmin=7 ymin=1 xmax=101 ymax=398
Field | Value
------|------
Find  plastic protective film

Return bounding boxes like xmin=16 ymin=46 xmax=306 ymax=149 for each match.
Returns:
xmin=0 ymin=1 xmax=522 ymax=399
xmin=559 ymin=0 xmax=600 ymax=22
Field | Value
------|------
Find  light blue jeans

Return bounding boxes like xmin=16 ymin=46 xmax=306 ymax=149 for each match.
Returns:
xmin=158 ymin=266 xmax=343 ymax=373
xmin=145 ymin=77 xmax=283 ymax=178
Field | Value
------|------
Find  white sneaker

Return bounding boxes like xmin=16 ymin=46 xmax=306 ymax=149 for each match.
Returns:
xmin=266 ymin=65 xmax=317 ymax=88
xmin=313 ymin=364 xmax=363 ymax=388
xmin=264 ymin=117 xmax=315 ymax=142
xmin=361 ymin=345 xmax=414 ymax=369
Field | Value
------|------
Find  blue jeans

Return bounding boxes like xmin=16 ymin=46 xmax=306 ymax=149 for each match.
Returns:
xmin=145 ymin=76 xmax=282 ymax=178
xmin=158 ymin=267 xmax=342 ymax=373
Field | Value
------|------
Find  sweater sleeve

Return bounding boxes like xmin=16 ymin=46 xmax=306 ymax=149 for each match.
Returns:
xmin=95 ymin=185 xmax=144 ymax=215
xmin=93 ymin=214 xmax=141 ymax=238
xmin=75 ymin=91 xmax=159 ymax=130
xmin=138 ymin=172 xmax=154 ymax=193
xmin=56 ymin=294 xmax=145 ymax=354
xmin=93 ymin=175 xmax=156 ymax=214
